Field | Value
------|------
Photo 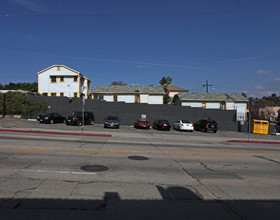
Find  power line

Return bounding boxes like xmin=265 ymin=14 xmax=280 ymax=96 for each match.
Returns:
xmin=1 ymin=9 xmax=280 ymax=17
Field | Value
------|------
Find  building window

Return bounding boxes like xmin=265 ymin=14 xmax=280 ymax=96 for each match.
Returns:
xmin=114 ymin=95 xmax=118 ymax=102
xmin=60 ymin=76 xmax=64 ymax=82
xmin=50 ymin=76 xmax=57 ymax=83
xmin=98 ymin=95 xmax=103 ymax=100
xmin=220 ymin=103 xmax=225 ymax=110
xmin=73 ymin=76 xmax=78 ymax=82
xmin=51 ymin=93 xmax=56 ymax=97
xmin=42 ymin=93 xmax=48 ymax=96
xmin=93 ymin=95 xmax=98 ymax=100
xmin=74 ymin=92 xmax=78 ymax=98
xmin=60 ymin=92 xmax=64 ymax=97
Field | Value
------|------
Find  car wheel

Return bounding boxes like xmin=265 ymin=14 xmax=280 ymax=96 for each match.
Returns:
xmin=63 ymin=119 xmax=66 ymax=123
xmin=77 ymin=121 xmax=82 ymax=126
xmin=203 ymin=128 xmax=207 ymax=132
xmin=50 ymin=120 xmax=54 ymax=124
xmin=90 ymin=120 xmax=94 ymax=125
xmin=213 ymin=131 xmax=217 ymax=133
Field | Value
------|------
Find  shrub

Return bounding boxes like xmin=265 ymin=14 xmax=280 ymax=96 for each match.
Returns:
xmin=4 ymin=92 xmax=47 ymax=118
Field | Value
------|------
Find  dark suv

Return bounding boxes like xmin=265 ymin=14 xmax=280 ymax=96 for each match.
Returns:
xmin=194 ymin=119 xmax=218 ymax=133
xmin=66 ymin=111 xmax=95 ymax=126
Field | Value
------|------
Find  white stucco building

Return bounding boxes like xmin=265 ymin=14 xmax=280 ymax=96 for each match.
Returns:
xmin=89 ymin=85 xmax=164 ymax=104
xmin=37 ymin=65 xmax=90 ymax=98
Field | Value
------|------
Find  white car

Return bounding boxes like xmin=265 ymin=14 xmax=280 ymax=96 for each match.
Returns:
xmin=173 ymin=120 xmax=194 ymax=131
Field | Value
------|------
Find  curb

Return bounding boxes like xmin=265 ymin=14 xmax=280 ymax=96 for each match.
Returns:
xmin=227 ymin=140 xmax=280 ymax=145
xmin=0 ymin=129 xmax=112 ymax=137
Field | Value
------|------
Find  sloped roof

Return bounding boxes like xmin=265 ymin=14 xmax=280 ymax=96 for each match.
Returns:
xmin=177 ymin=92 xmax=248 ymax=102
xmin=37 ymin=64 xmax=81 ymax=75
xmin=166 ymin=85 xmax=188 ymax=92
xmin=90 ymin=85 xmax=164 ymax=94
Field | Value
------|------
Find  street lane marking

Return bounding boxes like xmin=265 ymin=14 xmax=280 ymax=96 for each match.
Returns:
xmin=20 ymin=169 xmax=96 ymax=175
xmin=0 ymin=148 xmax=280 ymax=155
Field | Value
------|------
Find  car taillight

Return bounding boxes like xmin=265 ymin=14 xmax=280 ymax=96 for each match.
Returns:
xmin=192 ymin=124 xmax=194 ymax=127
xmin=206 ymin=124 xmax=209 ymax=128
xmin=74 ymin=118 xmax=78 ymax=120
xmin=44 ymin=116 xmax=49 ymax=119
xmin=181 ymin=124 xmax=184 ymax=126
xmin=168 ymin=124 xmax=171 ymax=126
xmin=217 ymin=124 xmax=219 ymax=128
xmin=159 ymin=123 xmax=163 ymax=126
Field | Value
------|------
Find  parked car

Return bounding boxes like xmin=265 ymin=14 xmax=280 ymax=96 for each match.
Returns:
xmin=134 ymin=119 xmax=150 ymax=129
xmin=104 ymin=116 xmax=120 ymax=129
xmin=37 ymin=114 xmax=47 ymax=122
xmin=194 ymin=119 xmax=218 ymax=133
xmin=39 ymin=113 xmax=66 ymax=124
xmin=152 ymin=119 xmax=171 ymax=131
xmin=173 ymin=120 xmax=194 ymax=131
xmin=66 ymin=111 xmax=95 ymax=126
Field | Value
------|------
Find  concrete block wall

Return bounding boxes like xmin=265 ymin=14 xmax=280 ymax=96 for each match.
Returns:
xmin=28 ymin=95 xmax=238 ymax=131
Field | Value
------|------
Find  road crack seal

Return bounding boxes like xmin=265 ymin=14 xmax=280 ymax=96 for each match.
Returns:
xmin=253 ymin=155 xmax=280 ymax=164
xmin=199 ymin=161 xmax=217 ymax=171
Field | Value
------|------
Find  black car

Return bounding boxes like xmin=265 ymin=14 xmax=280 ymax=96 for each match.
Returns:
xmin=194 ymin=119 xmax=218 ymax=133
xmin=104 ymin=116 xmax=120 ymax=129
xmin=152 ymin=120 xmax=171 ymax=131
xmin=66 ymin=111 xmax=95 ymax=126
xmin=39 ymin=113 xmax=66 ymax=124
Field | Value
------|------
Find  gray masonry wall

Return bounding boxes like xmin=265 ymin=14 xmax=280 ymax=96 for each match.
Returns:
xmin=28 ymin=95 xmax=239 ymax=131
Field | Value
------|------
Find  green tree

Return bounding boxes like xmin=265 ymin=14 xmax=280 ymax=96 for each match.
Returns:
xmin=111 ymin=81 xmax=127 ymax=86
xmin=159 ymin=76 xmax=173 ymax=104
xmin=241 ymin=92 xmax=247 ymax=98
xmin=159 ymin=76 xmax=172 ymax=86
xmin=1 ymin=82 xmax=38 ymax=92
xmin=4 ymin=92 xmax=46 ymax=118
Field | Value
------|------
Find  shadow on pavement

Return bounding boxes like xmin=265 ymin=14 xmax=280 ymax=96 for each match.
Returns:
xmin=0 ymin=186 xmax=279 ymax=220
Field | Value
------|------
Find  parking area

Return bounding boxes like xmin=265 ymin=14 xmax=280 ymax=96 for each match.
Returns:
xmin=0 ymin=118 xmax=279 ymax=142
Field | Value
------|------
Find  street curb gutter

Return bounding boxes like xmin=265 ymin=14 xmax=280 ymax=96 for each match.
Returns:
xmin=0 ymin=129 xmax=112 ymax=137
xmin=227 ymin=140 xmax=280 ymax=144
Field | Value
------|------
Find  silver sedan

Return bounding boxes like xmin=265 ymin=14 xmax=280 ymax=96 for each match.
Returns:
xmin=173 ymin=120 xmax=194 ymax=131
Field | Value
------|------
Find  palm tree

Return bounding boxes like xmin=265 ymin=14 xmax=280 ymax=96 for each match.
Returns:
xmin=159 ymin=76 xmax=173 ymax=104
xmin=159 ymin=76 xmax=172 ymax=86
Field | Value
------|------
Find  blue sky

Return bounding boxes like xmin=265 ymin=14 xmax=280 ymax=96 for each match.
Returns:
xmin=1 ymin=0 xmax=280 ymax=97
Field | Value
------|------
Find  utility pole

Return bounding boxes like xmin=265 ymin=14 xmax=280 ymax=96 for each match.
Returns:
xmin=203 ymin=80 xmax=212 ymax=93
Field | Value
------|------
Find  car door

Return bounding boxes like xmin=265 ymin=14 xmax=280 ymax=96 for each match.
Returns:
xmin=174 ymin=121 xmax=180 ymax=130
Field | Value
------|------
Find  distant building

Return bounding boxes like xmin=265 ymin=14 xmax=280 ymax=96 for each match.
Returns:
xmin=37 ymin=65 xmax=90 ymax=99
xmin=173 ymin=92 xmax=248 ymax=121
xmin=89 ymin=85 xmax=164 ymax=104
xmin=258 ymin=106 xmax=280 ymax=122
xmin=165 ymin=85 xmax=188 ymax=98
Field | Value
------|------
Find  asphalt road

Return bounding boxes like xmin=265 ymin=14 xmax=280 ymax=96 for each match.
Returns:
xmin=0 ymin=119 xmax=279 ymax=219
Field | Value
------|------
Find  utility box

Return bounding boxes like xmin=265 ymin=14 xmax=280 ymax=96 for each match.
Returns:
xmin=250 ymin=120 xmax=269 ymax=134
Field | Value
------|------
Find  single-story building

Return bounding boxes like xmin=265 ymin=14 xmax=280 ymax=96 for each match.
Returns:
xmin=89 ymin=85 xmax=164 ymax=104
xmin=165 ymin=85 xmax=188 ymax=98
xmin=173 ymin=92 xmax=248 ymax=121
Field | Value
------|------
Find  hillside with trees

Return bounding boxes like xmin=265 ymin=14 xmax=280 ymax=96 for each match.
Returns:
xmin=0 ymin=82 xmax=38 ymax=93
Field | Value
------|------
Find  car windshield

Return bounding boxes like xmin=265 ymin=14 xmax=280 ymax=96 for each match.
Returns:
xmin=159 ymin=120 xmax=169 ymax=124
xmin=182 ymin=120 xmax=191 ymax=123
xmin=107 ymin=116 xmax=118 ymax=120
xmin=72 ymin=112 xmax=81 ymax=116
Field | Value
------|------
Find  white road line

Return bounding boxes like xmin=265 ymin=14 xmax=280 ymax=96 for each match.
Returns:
xmin=20 ymin=169 xmax=96 ymax=175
